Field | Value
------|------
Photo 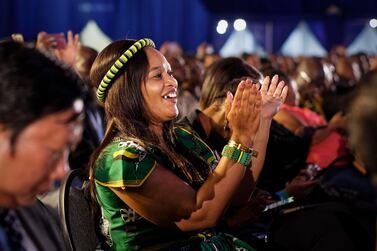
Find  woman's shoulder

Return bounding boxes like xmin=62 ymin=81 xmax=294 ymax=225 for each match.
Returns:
xmin=94 ymin=138 xmax=156 ymax=188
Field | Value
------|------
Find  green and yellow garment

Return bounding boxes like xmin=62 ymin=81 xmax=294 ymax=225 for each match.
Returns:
xmin=94 ymin=127 xmax=255 ymax=251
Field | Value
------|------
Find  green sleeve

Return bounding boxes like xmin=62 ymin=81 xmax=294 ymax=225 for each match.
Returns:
xmin=94 ymin=140 xmax=156 ymax=188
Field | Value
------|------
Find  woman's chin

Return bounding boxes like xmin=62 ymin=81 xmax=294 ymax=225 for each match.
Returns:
xmin=167 ymin=108 xmax=179 ymax=120
xmin=166 ymin=114 xmax=179 ymax=122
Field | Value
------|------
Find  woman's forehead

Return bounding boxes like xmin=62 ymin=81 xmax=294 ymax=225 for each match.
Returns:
xmin=145 ymin=48 xmax=171 ymax=70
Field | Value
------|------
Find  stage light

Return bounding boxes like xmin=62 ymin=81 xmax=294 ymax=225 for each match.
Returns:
xmin=369 ymin=18 xmax=377 ymax=28
xmin=216 ymin=19 xmax=228 ymax=34
xmin=218 ymin=20 xmax=228 ymax=28
xmin=234 ymin=19 xmax=246 ymax=31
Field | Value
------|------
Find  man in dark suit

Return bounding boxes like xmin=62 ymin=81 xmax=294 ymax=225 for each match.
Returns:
xmin=0 ymin=41 xmax=85 ymax=251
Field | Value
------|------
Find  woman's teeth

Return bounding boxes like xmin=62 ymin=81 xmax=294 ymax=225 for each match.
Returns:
xmin=163 ymin=93 xmax=177 ymax=99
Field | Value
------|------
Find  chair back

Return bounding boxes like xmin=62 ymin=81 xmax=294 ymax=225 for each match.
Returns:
xmin=59 ymin=169 xmax=98 ymax=251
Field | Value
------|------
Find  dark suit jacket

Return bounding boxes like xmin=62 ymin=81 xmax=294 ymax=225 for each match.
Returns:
xmin=15 ymin=200 xmax=66 ymax=251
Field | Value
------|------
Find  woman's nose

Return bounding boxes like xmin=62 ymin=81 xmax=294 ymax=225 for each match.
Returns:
xmin=166 ymin=74 xmax=178 ymax=88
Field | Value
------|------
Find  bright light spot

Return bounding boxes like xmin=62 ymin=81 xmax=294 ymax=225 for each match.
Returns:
xmin=218 ymin=20 xmax=228 ymax=28
xmin=73 ymin=99 xmax=84 ymax=113
xmin=216 ymin=19 xmax=228 ymax=34
xmin=216 ymin=26 xmax=227 ymax=34
xmin=234 ymin=18 xmax=246 ymax=31
xmin=369 ymin=18 xmax=377 ymax=28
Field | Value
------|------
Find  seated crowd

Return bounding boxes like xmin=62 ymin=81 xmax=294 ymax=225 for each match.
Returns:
xmin=0 ymin=32 xmax=377 ymax=251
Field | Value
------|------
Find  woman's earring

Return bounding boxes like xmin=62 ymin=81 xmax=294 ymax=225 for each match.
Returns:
xmin=224 ymin=118 xmax=230 ymax=136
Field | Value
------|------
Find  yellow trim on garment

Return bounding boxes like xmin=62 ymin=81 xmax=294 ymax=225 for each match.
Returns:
xmin=113 ymin=149 xmax=139 ymax=159
xmin=94 ymin=161 xmax=157 ymax=188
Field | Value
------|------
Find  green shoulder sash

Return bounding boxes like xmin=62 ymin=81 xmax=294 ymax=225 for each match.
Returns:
xmin=174 ymin=126 xmax=218 ymax=169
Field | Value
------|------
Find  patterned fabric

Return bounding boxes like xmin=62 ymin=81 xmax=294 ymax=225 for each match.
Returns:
xmin=200 ymin=232 xmax=255 ymax=251
xmin=94 ymin=132 xmax=206 ymax=250
xmin=93 ymin=127 xmax=253 ymax=250
xmin=94 ymin=139 xmax=157 ymax=188
xmin=0 ymin=209 xmax=26 ymax=251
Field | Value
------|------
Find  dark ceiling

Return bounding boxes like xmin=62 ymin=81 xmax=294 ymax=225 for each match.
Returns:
xmin=201 ymin=0 xmax=377 ymax=18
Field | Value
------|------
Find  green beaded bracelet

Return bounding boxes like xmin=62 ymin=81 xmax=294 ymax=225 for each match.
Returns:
xmin=228 ymin=139 xmax=259 ymax=158
xmin=222 ymin=145 xmax=252 ymax=167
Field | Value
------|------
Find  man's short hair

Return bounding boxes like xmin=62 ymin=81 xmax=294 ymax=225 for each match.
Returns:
xmin=0 ymin=40 xmax=85 ymax=147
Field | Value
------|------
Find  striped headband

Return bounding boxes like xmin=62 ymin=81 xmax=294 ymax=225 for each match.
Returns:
xmin=96 ymin=38 xmax=155 ymax=103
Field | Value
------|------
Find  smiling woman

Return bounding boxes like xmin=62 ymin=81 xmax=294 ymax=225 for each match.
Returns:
xmin=89 ymin=39 xmax=262 ymax=250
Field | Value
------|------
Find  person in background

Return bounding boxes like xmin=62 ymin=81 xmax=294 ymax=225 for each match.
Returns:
xmin=194 ymin=58 xmax=309 ymax=194
xmin=0 ymin=41 xmax=84 ymax=251
xmin=70 ymin=45 xmax=104 ymax=170
xmin=35 ymin=30 xmax=80 ymax=67
xmin=175 ymin=55 xmax=205 ymax=118
xmin=75 ymin=45 xmax=98 ymax=84
xmin=34 ymin=31 xmax=104 ymax=170
xmin=181 ymin=57 xmax=372 ymax=251
xmin=348 ymin=70 xmax=377 ymax=177
xmin=267 ymin=68 xmax=349 ymax=170
xmin=242 ymin=53 xmax=262 ymax=71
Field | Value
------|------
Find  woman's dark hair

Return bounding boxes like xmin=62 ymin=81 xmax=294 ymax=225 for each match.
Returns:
xmin=89 ymin=40 xmax=210 ymax=199
xmin=90 ymin=40 xmax=151 ymax=142
xmin=199 ymin=57 xmax=262 ymax=110
xmin=0 ymin=40 xmax=84 ymax=149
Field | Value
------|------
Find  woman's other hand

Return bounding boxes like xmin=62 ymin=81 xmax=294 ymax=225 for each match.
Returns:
xmin=260 ymin=75 xmax=288 ymax=120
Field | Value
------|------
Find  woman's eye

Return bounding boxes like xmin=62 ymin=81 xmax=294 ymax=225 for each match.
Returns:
xmin=154 ymin=73 xmax=162 ymax=79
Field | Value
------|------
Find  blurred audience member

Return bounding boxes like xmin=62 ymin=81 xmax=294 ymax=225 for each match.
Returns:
xmin=293 ymin=57 xmax=326 ymax=115
xmin=270 ymin=68 xmax=349 ymax=169
xmin=0 ymin=41 xmax=84 ymax=251
xmin=71 ymin=45 xmax=104 ymax=170
xmin=159 ymin=41 xmax=183 ymax=58
xmin=35 ymin=32 xmax=103 ymax=170
xmin=348 ymin=70 xmax=377 ymax=175
xmin=335 ymin=56 xmax=357 ymax=88
xmin=75 ymin=45 xmax=98 ymax=84
xmin=36 ymin=31 xmax=80 ymax=68
xmin=176 ymin=55 xmax=204 ymax=117
xmin=242 ymin=53 xmax=262 ymax=70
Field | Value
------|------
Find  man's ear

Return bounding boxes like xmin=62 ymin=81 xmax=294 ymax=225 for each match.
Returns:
xmin=0 ymin=124 xmax=7 ymax=132
xmin=0 ymin=124 xmax=12 ymax=140
xmin=0 ymin=125 xmax=12 ymax=150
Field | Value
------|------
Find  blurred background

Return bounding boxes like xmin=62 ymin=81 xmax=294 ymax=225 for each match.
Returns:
xmin=1 ymin=0 xmax=377 ymax=56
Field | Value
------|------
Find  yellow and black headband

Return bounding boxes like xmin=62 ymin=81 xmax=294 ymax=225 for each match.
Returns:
xmin=96 ymin=38 xmax=155 ymax=104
